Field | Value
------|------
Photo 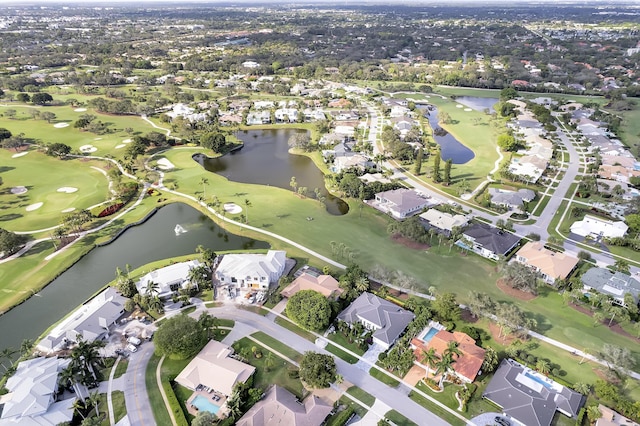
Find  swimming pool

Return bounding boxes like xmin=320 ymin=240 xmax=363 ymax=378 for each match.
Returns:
xmin=524 ymin=372 xmax=553 ymax=389
xmin=420 ymin=327 xmax=439 ymax=344
xmin=191 ymin=394 xmax=220 ymax=415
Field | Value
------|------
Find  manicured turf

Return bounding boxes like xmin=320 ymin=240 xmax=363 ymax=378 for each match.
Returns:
xmin=145 ymin=354 xmax=173 ymax=426
xmin=385 ymin=410 xmax=418 ymax=426
xmin=0 ymin=149 xmax=110 ymax=230
xmin=111 ymin=391 xmax=127 ymax=425
xmin=370 ymin=367 xmax=401 ymax=387
xmin=250 ymin=331 xmax=303 ymax=363
xmin=232 ymin=337 xmax=305 ymax=399
xmin=346 ymin=386 xmax=376 ymax=407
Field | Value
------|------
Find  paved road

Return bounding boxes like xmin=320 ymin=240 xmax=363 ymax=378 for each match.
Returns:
xmin=200 ymin=304 xmax=452 ymax=426
xmin=124 ymin=343 xmax=155 ymax=426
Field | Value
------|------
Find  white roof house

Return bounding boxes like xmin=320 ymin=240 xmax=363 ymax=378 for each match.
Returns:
xmin=419 ymin=209 xmax=469 ymax=235
xmin=136 ymin=260 xmax=202 ymax=299
xmin=570 ymin=215 xmax=628 ymax=239
xmin=0 ymin=357 xmax=75 ymax=426
xmin=37 ymin=287 xmax=126 ymax=353
xmin=371 ymin=189 xmax=431 ymax=219
xmin=175 ymin=340 xmax=255 ymax=396
xmin=215 ymin=250 xmax=287 ymax=291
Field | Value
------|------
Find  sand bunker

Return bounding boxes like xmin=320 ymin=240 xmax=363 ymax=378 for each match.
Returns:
xmin=122 ymin=138 xmax=132 ymax=144
xmin=54 ymin=123 xmax=69 ymax=128
xmin=57 ymin=187 xmax=78 ymax=193
xmin=61 ymin=207 xmax=76 ymax=213
xmin=94 ymin=137 xmax=102 ymax=141
xmin=11 ymin=186 xmax=27 ymax=195
xmin=26 ymin=202 xmax=43 ymax=212
xmin=74 ymin=108 xmax=87 ymax=112
xmin=223 ymin=203 xmax=242 ymax=214
xmin=456 ymin=104 xmax=464 ymax=108
xmin=115 ymin=144 xmax=126 ymax=149
xmin=156 ymin=158 xmax=175 ymax=170
xmin=464 ymin=108 xmax=472 ymax=112
xmin=80 ymin=144 xmax=98 ymax=153
xmin=11 ymin=152 xmax=29 ymax=158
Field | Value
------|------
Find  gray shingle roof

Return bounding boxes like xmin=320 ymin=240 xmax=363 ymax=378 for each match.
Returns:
xmin=483 ymin=359 xmax=583 ymax=426
xmin=581 ymin=267 xmax=640 ymax=304
xmin=337 ymin=293 xmax=414 ymax=346
xmin=463 ymin=223 xmax=521 ymax=256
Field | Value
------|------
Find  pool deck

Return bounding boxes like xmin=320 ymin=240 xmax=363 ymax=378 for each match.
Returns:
xmin=186 ymin=388 xmax=227 ymax=418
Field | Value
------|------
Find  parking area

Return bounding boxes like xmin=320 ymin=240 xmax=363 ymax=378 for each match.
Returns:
xmin=102 ymin=317 xmax=157 ymax=357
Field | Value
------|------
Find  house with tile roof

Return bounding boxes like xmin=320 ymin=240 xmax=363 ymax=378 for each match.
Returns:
xmin=411 ymin=325 xmax=485 ymax=383
xmin=175 ymin=340 xmax=255 ymax=396
xmin=460 ymin=223 xmax=521 ymax=261
xmin=281 ymin=272 xmax=343 ymax=299
xmin=214 ymin=250 xmax=287 ymax=294
xmin=483 ymin=359 xmax=583 ymax=426
xmin=515 ymin=242 xmax=579 ymax=284
xmin=581 ymin=267 xmax=640 ymax=308
xmin=369 ymin=189 xmax=431 ymax=220
xmin=0 ymin=357 xmax=77 ymax=426
xmin=337 ymin=292 xmax=414 ymax=349
xmin=236 ymin=385 xmax=332 ymax=426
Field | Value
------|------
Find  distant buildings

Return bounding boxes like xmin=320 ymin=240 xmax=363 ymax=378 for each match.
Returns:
xmin=570 ymin=215 xmax=628 ymax=239
xmin=581 ymin=267 xmax=640 ymax=308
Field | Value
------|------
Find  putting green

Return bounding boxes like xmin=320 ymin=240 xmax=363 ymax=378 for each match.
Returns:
xmin=0 ymin=149 xmax=109 ymax=231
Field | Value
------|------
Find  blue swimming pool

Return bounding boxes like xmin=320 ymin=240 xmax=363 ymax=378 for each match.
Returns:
xmin=420 ymin=327 xmax=439 ymax=344
xmin=524 ymin=372 xmax=553 ymax=389
xmin=191 ymin=394 xmax=220 ymax=415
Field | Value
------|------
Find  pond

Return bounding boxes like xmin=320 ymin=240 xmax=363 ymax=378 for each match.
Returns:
xmin=455 ymin=96 xmax=498 ymax=113
xmin=0 ymin=203 xmax=268 ymax=358
xmin=420 ymin=106 xmax=475 ymax=164
xmin=197 ymin=128 xmax=349 ymax=215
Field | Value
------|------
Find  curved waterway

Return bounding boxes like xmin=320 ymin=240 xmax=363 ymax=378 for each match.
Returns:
xmin=420 ymin=106 xmax=475 ymax=164
xmin=0 ymin=203 xmax=268 ymax=357
xmin=197 ymin=128 xmax=349 ymax=215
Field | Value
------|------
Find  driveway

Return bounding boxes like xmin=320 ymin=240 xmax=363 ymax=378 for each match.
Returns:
xmin=354 ymin=342 xmax=385 ymax=373
xmin=201 ymin=305 xmax=452 ymax=426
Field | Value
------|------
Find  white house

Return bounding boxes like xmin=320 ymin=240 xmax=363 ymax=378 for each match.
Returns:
xmin=0 ymin=357 xmax=76 ymax=426
xmin=136 ymin=260 xmax=202 ymax=299
xmin=370 ymin=189 xmax=431 ymax=219
xmin=570 ymin=215 xmax=628 ymax=239
xmin=215 ymin=250 xmax=287 ymax=293
xmin=36 ymin=287 xmax=126 ymax=353
xmin=242 ymin=61 xmax=260 ymax=69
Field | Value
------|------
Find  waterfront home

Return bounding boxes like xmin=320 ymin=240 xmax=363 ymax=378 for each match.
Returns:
xmin=136 ymin=260 xmax=203 ymax=299
xmin=214 ymin=250 xmax=287 ymax=295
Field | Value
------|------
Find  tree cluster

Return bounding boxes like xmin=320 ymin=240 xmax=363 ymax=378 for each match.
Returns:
xmin=286 ymin=290 xmax=332 ymax=331
xmin=153 ymin=313 xmax=208 ymax=360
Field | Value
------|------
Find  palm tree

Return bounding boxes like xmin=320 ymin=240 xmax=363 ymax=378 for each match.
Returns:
xmin=58 ymin=365 xmax=77 ymax=391
xmin=148 ymin=296 xmax=164 ymax=314
xmin=198 ymin=312 xmax=217 ymax=339
xmin=420 ymin=348 xmax=438 ymax=378
xmin=290 ymin=176 xmax=298 ymax=193
xmin=586 ymin=405 xmax=602 ymax=423
xmin=244 ymin=199 xmax=251 ymax=223
xmin=264 ymin=351 xmax=276 ymax=372
xmin=20 ymin=339 xmax=33 ymax=357
xmin=573 ymin=382 xmax=591 ymax=396
xmin=72 ymin=398 xmax=88 ymax=420
xmin=0 ymin=347 xmax=17 ymax=371
xmin=354 ymin=276 xmax=369 ymax=293
xmin=86 ymin=392 xmax=101 ymax=417
xmin=200 ymin=177 xmax=209 ymax=198
xmin=434 ymin=354 xmax=454 ymax=389
xmin=536 ymin=359 xmax=551 ymax=375
xmin=144 ymin=280 xmax=160 ymax=297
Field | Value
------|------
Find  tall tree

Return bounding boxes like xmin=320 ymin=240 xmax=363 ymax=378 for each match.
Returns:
xmin=443 ymin=159 xmax=452 ymax=185
xmin=432 ymin=149 xmax=441 ymax=183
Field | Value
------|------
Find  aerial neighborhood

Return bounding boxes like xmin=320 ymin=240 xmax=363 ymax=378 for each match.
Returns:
xmin=1 ymin=3 xmax=640 ymax=426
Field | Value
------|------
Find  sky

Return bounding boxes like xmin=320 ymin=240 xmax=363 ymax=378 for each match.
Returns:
xmin=5 ymin=0 xmax=639 ymax=4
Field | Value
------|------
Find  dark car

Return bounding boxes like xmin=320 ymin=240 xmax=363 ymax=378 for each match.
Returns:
xmin=494 ymin=417 xmax=510 ymax=426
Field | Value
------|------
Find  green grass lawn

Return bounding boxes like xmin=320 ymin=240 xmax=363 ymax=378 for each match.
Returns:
xmin=249 ymin=331 xmax=303 ymax=363
xmin=232 ymin=337 xmax=305 ymax=399
xmin=370 ymin=366 xmax=401 ymax=387
xmin=274 ymin=317 xmax=317 ymax=341
xmin=145 ymin=354 xmax=173 ymax=426
xmin=111 ymin=391 xmax=127 ymax=425
xmin=0 ymin=149 xmax=110 ymax=230
xmin=326 ymin=331 xmax=367 ymax=356
xmin=409 ymin=383 xmax=466 ymax=426
xmin=325 ymin=343 xmax=359 ymax=364
xmin=346 ymin=386 xmax=376 ymax=407
xmin=113 ymin=359 xmax=128 ymax=379
xmin=385 ymin=409 xmax=418 ymax=426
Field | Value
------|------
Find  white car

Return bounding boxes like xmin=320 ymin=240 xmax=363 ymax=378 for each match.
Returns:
xmin=127 ymin=344 xmax=138 ymax=353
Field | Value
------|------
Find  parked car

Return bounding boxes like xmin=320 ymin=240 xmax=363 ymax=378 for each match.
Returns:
xmin=127 ymin=336 xmax=142 ymax=346
xmin=494 ymin=417 xmax=510 ymax=426
xmin=127 ymin=344 xmax=138 ymax=353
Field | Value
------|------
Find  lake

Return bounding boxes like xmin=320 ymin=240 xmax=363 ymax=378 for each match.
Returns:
xmin=197 ymin=128 xmax=349 ymax=215
xmin=0 ymin=203 xmax=268 ymax=358
xmin=421 ymin=106 xmax=475 ymax=164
